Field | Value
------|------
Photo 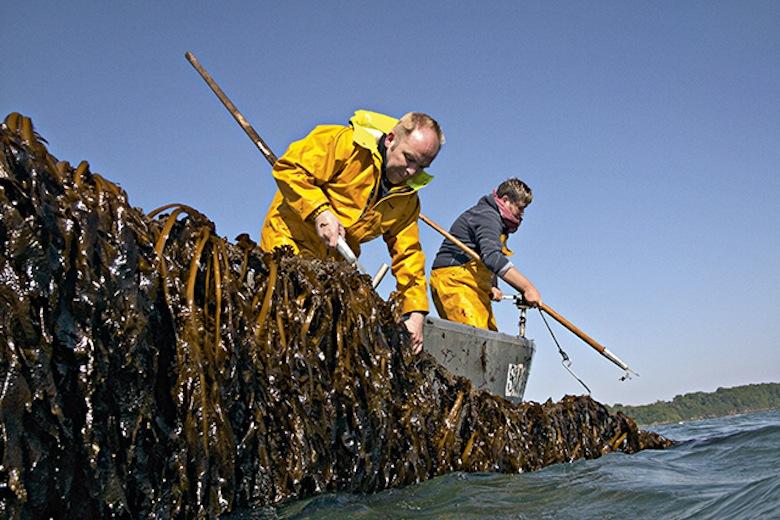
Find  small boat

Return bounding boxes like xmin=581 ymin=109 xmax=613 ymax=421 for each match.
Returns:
xmin=423 ymin=315 xmax=535 ymax=403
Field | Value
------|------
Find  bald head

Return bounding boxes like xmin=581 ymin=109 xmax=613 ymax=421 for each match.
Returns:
xmin=384 ymin=113 xmax=443 ymax=185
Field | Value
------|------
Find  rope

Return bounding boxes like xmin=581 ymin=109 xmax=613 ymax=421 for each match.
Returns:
xmin=537 ymin=308 xmax=592 ymax=395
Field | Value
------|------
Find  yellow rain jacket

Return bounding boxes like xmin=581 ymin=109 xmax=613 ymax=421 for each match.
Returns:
xmin=260 ymin=110 xmax=433 ymax=314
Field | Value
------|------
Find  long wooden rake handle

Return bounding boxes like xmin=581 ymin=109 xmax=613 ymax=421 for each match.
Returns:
xmin=419 ymin=212 xmax=637 ymax=375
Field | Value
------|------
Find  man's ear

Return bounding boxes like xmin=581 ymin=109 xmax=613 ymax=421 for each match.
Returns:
xmin=385 ymin=131 xmax=396 ymax=149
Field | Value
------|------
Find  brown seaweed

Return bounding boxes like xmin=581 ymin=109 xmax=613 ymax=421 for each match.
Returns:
xmin=0 ymin=113 xmax=672 ymax=518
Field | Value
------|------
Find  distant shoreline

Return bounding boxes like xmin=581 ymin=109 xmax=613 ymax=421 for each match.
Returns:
xmin=608 ymin=382 xmax=780 ymax=426
xmin=640 ymin=406 xmax=780 ymax=427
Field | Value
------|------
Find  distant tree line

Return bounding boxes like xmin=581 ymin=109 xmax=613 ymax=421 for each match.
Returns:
xmin=608 ymin=382 xmax=780 ymax=426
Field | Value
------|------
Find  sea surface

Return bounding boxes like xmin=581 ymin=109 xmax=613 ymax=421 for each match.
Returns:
xmin=273 ymin=408 xmax=780 ymax=519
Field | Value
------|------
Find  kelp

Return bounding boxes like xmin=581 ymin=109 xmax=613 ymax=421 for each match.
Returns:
xmin=0 ymin=113 xmax=672 ymax=518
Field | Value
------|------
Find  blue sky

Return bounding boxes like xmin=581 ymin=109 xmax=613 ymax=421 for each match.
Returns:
xmin=3 ymin=1 xmax=778 ymax=405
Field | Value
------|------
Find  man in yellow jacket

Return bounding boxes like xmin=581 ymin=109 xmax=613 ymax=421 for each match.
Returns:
xmin=260 ymin=110 xmax=444 ymax=353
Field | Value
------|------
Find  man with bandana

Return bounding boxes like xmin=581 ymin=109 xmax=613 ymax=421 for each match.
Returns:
xmin=429 ymin=178 xmax=542 ymax=331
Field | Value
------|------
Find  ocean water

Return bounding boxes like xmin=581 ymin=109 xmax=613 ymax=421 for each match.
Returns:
xmin=274 ymin=408 xmax=780 ymax=519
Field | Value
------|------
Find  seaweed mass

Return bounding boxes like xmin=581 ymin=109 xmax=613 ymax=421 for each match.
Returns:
xmin=0 ymin=113 xmax=672 ymax=518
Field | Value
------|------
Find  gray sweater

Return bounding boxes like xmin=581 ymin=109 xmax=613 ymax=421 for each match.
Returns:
xmin=431 ymin=194 xmax=514 ymax=276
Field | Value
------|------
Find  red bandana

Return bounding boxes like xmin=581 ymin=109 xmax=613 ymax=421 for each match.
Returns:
xmin=492 ymin=190 xmax=521 ymax=233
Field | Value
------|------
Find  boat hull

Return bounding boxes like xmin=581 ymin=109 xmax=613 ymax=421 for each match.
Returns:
xmin=423 ymin=316 xmax=535 ymax=403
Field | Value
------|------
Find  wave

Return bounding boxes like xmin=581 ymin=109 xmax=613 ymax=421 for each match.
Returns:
xmin=675 ymin=474 xmax=780 ymax=520
xmin=272 ymin=410 xmax=780 ymax=519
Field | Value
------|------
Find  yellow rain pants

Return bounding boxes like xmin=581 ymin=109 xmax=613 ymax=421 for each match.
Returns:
xmin=430 ymin=260 xmax=497 ymax=331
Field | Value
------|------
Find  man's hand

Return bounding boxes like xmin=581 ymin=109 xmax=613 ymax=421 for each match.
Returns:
xmin=404 ymin=311 xmax=425 ymax=354
xmin=522 ymin=286 xmax=542 ymax=307
xmin=490 ymin=287 xmax=504 ymax=301
xmin=314 ymin=209 xmax=344 ymax=248
xmin=503 ymin=267 xmax=542 ymax=308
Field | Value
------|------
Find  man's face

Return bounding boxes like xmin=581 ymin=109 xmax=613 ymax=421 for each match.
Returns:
xmin=384 ymin=127 xmax=440 ymax=185
xmin=502 ymin=197 xmax=526 ymax=223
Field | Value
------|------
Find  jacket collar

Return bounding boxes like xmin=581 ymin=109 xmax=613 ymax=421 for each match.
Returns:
xmin=350 ymin=110 xmax=434 ymax=192
xmin=480 ymin=194 xmax=514 ymax=235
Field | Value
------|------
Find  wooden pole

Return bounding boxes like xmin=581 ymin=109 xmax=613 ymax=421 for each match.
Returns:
xmin=184 ymin=51 xmax=390 ymax=288
xmin=419 ymin=212 xmax=636 ymax=374
xmin=185 ymin=51 xmax=277 ymax=166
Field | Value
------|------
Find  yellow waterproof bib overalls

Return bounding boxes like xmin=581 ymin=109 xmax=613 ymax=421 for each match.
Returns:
xmin=430 ymin=235 xmax=512 ymax=331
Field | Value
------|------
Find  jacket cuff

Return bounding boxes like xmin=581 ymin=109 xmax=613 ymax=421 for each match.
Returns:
xmin=401 ymin=292 xmax=430 ymax=315
xmin=307 ymin=203 xmax=331 ymax=222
